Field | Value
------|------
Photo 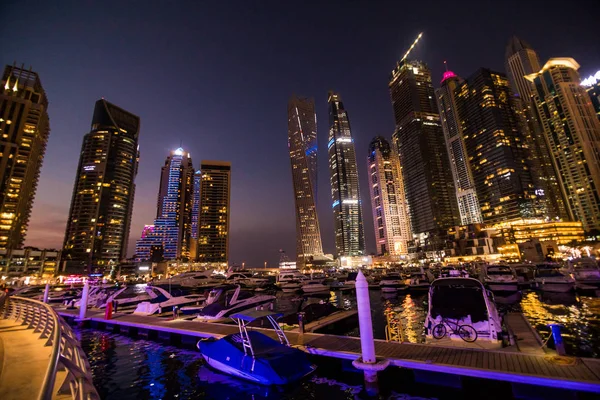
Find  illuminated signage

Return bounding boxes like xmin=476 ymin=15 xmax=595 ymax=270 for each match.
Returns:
xmin=83 ymin=165 xmax=95 ymax=171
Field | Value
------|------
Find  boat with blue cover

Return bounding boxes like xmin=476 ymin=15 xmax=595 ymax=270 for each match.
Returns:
xmin=197 ymin=310 xmax=316 ymax=385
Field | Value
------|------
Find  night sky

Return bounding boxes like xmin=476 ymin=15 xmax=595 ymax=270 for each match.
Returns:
xmin=2 ymin=0 xmax=598 ymax=268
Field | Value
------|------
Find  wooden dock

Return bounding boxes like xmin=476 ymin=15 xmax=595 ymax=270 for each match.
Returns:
xmin=56 ymin=308 xmax=600 ymax=394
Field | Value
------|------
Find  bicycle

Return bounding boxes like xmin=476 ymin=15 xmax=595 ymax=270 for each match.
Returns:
xmin=432 ymin=318 xmax=478 ymax=343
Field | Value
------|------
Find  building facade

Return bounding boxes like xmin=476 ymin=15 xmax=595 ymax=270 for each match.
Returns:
xmin=63 ymin=99 xmax=140 ymax=273
xmin=504 ymin=36 xmax=568 ymax=220
xmin=135 ymin=148 xmax=194 ymax=261
xmin=455 ymin=68 xmax=541 ymax=225
xmin=197 ymin=161 xmax=231 ymax=265
xmin=367 ymin=136 xmax=411 ymax=255
xmin=526 ymin=58 xmax=600 ymax=232
xmin=0 ymin=247 xmax=60 ymax=277
xmin=0 ymin=65 xmax=50 ymax=251
xmin=287 ymin=96 xmax=324 ymax=268
xmin=328 ymin=92 xmax=365 ymax=257
xmin=436 ymin=70 xmax=483 ymax=225
xmin=389 ymin=60 xmax=459 ymax=236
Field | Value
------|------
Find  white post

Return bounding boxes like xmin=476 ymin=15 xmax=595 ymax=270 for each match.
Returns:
xmin=355 ymin=270 xmax=375 ymax=362
xmin=42 ymin=283 xmax=50 ymax=304
xmin=79 ymin=281 xmax=90 ymax=320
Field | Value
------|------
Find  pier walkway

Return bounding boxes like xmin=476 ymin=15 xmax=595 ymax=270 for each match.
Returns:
xmin=57 ymin=308 xmax=600 ymax=394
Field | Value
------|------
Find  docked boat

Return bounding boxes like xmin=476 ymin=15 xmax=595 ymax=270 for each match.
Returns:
xmin=226 ymin=271 xmax=270 ymax=288
xmin=424 ymin=277 xmax=503 ymax=349
xmin=512 ymin=263 xmax=535 ymax=287
xmin=276 ymin=271 xmax=308 ymax=293
xmin=379 ymin=273 xmax=406 ymax=293
xmin=533 ymin=263 xmax=575 ymax=293
xmin=301 ymin=280 xmax=329 ymax=293
xmin=568 ymin=258 xmax=600 ymax=288
xmin=194 ymin=285 xmax=275 ymax=323
xmin=482 ymin=264 xmax=519 ymax=292
xmin=405 ymin=267 xmax=433 ymax=292
xmin=153 ymin=270 xmax=217 ymax=288
xmin=439 ymin=265 xmax=468 ymax=278
xmin=133 ymin=287 xmax=206 ymax=315
xmin=98 ymin=285 xmax=157 ymax=311
xmin=197 ymin=310 xmax=316 ymax=385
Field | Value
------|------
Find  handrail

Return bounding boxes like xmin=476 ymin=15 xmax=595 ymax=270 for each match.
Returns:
xmin=0 ymin=293 xmax=99 ymax=400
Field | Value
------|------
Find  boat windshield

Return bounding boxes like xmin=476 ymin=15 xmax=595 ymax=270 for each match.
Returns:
xmin=430 ymin=284 xmax=488 ymax=322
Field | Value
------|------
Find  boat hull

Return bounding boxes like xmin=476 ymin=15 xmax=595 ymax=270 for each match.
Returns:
xmin=487 ymin=282 xmax=519 ymax=292
xmin=535 ymin=281 xmax=574 ymax=293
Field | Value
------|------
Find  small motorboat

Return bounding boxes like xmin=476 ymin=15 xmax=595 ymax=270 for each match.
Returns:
xmin=194 ymin=285 xmax=275 ymax=323
xmin=98 ymin=285 xmax=157 ymax=311
xmin=301 ymin=280 xmax=329 ymax=293
xmin=379 ymin=273 xmax=406 ymax=293
xmin=568 ymin=258 xmax=600 ymax=288
xmin=153 ymin=270 xmax=218 ymax=289
xmin=533 ymin=263 xmax=575 ymax=293
xmin=226 ymin=272 xmax=270 ymax=288
xmin=134 ymin=286 xmax=206 ymax=315
xmin=197 ymin=310 xmax=316 ymax=385
xmin=405 ymin=268 xmax=433 ymax=292
xmin=279 ymin=299 xmax=342 ymax=329
xmin=482 ymin=264 xmax=519 ymax=292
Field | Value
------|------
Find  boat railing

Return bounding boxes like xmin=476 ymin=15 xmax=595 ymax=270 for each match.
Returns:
xmin=0 ymin=293 xmax=100 ymax=400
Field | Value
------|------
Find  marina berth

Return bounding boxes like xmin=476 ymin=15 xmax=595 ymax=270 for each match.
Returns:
xmin=482 ymin=264 xmax=519 ymax=292
xmin=533 ymin=263 xmax=575 ymax=293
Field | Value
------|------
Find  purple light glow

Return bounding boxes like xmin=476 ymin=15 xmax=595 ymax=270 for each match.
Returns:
xmin=441 ymin=70 xmax=458 ymax=83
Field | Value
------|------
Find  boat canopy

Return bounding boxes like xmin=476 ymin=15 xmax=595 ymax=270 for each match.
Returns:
xmin=230 ymin=310 xmax=283 ymax=322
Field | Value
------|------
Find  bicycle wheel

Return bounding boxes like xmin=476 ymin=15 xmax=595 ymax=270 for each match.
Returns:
xmin=458 ymin=325 xmax=477 ymax=342
xmin=432 ymin=323 xmax=446 ymax=339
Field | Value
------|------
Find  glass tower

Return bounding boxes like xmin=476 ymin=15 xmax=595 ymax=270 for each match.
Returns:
xmin=328 ymin=91 xmax=365 ymax=257
xmin=526 ymin=58 xmax=600 ymax=231
xmin=367 ymin=136 xmax=411 ymax=255
xmin=0 ymin=65 xmax=50 ymax=251
xmin=287 ymin=96 xmax=323 ymax=268
xmin=197 ymin=161 xmax=231 ymax=265
xmin=63 ymin=99 xmax=140 ymax=273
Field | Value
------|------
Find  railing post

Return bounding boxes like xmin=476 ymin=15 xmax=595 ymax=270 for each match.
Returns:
xmin=43 ymin=283 xmax=50 ymax=304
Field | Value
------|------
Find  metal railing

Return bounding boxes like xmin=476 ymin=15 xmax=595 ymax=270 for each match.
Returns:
xmin=0 ymin=292 xmax=100 ymax=400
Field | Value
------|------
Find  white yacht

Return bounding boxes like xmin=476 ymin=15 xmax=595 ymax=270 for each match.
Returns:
xmin=301 ymin=280 xmax=329 ymax=293
xmin=568 ymin=258 xmax=600 ymax=288
xmin=277 ymin=270 xmax=308 ymax=292
xmin=194 ymin=285 xmax=276 ymax=323
xmin=225 ymin=271 xmax=270 ymax=288
xmin=405 ymin=267 xmax=433 ymax=292
xmin=99 ymin=285 xmax=157 ymax=311
xmin=425 ymin=277 xmax=503 ymax=349
xmin=533 ymin=263 xmax=575 ymax=293
xmin=379 ymin=273 xmax=406 ymax=293
xmin=482 ymin=264 xmax=519 ymax=292
xmin=133 ymin=287 xmax=206 ymax=315
xmin=153 ymin=270 xmax=217 ymax=288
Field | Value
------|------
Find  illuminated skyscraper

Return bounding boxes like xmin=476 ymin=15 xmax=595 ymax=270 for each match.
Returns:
xmin=389 ymin=60 xmax=459 ymax=236
xmin=197 ymin=161 xmax=231 ymax=265
xmin=526 ymin=58 xmax=600 ymax=231
xmin=455 ymin=68 xmax=540 ymax=224
xmin=63 ymin=99 xmax=139 ymax=273
xmin=505 ymin=36 xmax=568 ymax=220
xmin=367 ymin=136 xmax=411 ymax=255
xmin=287 ymin=96 xmax=323 ymax=268
xmin=0 ymin=65 xmax=50 ymax=251
xmin=436 ymin=69 xmax=483 ymax=225
xmin=328 ymin=91 xmax=365 ymax=256
xmin=189 ymin=170 xmax=201 ymax=259
xmin=135 ymin=148 xmax=194 ymax=261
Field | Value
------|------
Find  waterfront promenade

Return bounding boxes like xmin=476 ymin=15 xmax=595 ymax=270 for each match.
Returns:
xmin=58 ymin=308 xmax=600 ymax=394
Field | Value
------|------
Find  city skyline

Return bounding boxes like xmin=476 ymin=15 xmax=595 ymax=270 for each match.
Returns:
xmin=2 ymin=1 xmax=598 ymax=267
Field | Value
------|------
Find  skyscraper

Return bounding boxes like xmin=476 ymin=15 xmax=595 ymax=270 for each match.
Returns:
xmin=526 ymin=58 xmax=600 ymax=231
xmin=287 ymin=96 xmax=324 ymax=268
xmin=135 ymin=148 xmax=194 ymax=261
xmin=436 ymin=69 xmax=483 ymax=225
xmin=367 ymin=136 xmax=411 ymax=255
xmin=455 ymin=68 xmax=540 ymax=225
xmin=189 ymin=169 xmax=201 ymax=259
xmin=389 ymin=60 xmax=459 ymax=237
xmin=197 ymin=161 xmax=231 ymax=265
xmin=63 ymin=99 xmax=139 ymax=273
xmin=328 ymin=92 xmax=365 ymax=257
xmin=0 ymin=65 xmax=50 ymax=251
xmin=505 ymin=36 xmax=568 ymax=220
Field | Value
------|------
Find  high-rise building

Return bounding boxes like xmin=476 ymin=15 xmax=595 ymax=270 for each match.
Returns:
xmin=455 ymin=68 xmax=540 ymax=225
xmin=189 ymin=170 xmax=201 ymax=259
xmin=63 ymin=99 xmax=140 ymax=273
xmin=526 ymin=58 xmax=600 ymax=232
xmin=389 ymin=60 xmax=459 ymax=236
xmin=505 ymin=36 xmax=568 ymax=220
xmin=328 ymin=92 xmax=365 ymax=257
xmin=197 ymin=161 xmax=231 ymax=265
xmin=582 ymin=72 xmax=600 ymax=121
xmin=135 ymin=148 xmax=194 ymax=261
xmin=367 ymin=136 xmax=411 ymax=255
xmin=287 ymin=96 xmax=324 ymax=268
xmin=0 ymin=65 xmax=50 ymax=251
xmin=436 ymin=69 xmax=483 ymax=225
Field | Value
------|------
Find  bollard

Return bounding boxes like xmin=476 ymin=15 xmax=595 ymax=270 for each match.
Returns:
xmin=549 ymin=324 xmax=566 ymax=356
xmin=173 ymin=306 xmax=178 ymax=320
xmin=105 ymin=301 xmax=113 ymax=320
xmin=42 ymin=283 xmax=50 ymax=304
xmin=79 ymin=281 xmax=90 ymax=321
xmin=352 ymin=270 xmax=389 ymax=397
xmin=113 ymin=300 xmax=118 ymax=313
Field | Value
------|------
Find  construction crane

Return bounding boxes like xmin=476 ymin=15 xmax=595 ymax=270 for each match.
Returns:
xmin=400 ymin=32 xmax=423 ymax=63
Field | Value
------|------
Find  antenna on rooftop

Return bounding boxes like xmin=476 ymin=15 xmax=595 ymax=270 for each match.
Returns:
xmin=400 ymin=32 xmax=423 ymax=63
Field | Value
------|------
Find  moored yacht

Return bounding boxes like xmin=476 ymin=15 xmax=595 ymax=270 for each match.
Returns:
xmin=568 ymin=258 xmax=600 ymax=288
xmin=425 ymin=277 xmax=503 ymax=349
xmin=482 ymin=264 xmax=519 ymax=292
xmin=405 ymin=267 xmax=433 ymax=292
xmin=379 ymin=273 xmax=406 ymax=293
xmin=194 ymin=285 xmax=276 ymax=323
xmin=533 ymin=263 xmax=575 ymax=293
xmin=276 ymin=271 xmax=308 ymax=293
xmin=301 ymin=280 xmax=329 ymax=293
xmin=133 ymin=287 xmax=206 ymax=315
xmin=153 ymin=270 xmax=216 ymax=288
xmin=226 ymin=271 xmax=270 ymax=288
xmin=99 ymin=285 xmax=157 ymax=311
